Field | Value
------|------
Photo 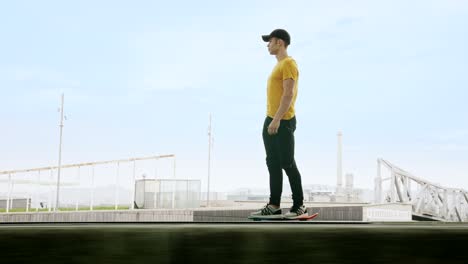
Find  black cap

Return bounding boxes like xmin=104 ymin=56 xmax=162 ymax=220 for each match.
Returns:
xmin=262 ymin=29 xmax=291 ymax=45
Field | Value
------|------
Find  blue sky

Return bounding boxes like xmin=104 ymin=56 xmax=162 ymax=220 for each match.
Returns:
xmin=1 ymin=0 xmax=467 ymax=192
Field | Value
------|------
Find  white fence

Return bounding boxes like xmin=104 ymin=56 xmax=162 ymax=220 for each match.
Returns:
xmin=134 ymin=179 xmax=201 ymax=209
xmin=0 ymin=154 xmax=194 ymax=212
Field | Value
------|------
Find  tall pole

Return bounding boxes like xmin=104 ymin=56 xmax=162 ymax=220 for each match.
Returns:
xmin=55 ymin=93 xmax=65 ymax=211
xmin=6 ymin=173 xmax=11 ymax=213
xmin=131 ymin=160 xmax=136 ymax=210
xmin=115 ymin=163 xmax=120 ymax=210
xmin=207 ymin=113 xmax=212 ymax=207
xmin=337 ymin=131 xmax=343 ymax=193
xmin=36 ymin=170 xmax=41 ymax=212
xmin=90 ymin=165 xmax=95 ymax=210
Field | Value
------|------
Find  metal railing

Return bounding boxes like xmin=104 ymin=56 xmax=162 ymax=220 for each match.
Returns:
xmin=375 ymin=159 xmax=468 ymax=221
xmin=0 ymin=154 xmax=177 ymax=213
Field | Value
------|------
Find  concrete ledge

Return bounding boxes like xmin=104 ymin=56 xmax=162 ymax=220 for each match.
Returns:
xmin=363 ymin=203 xmax=413 ymax=222
xmin=0 ymin=204 xmax=413 ymax=223
xmin=0 ymin=209 xmax=193 ymax=222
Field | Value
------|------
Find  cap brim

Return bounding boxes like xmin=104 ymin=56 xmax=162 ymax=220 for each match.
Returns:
xmin=262 ymin=35 xmax=270 ymax=42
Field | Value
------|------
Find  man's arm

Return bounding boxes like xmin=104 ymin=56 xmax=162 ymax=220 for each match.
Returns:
xmin=267 ymin=78 xmax=295 ymax=135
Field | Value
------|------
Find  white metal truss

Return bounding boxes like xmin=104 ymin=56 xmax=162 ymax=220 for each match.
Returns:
xmin=375 ymin=159 xmax=468 ymax=222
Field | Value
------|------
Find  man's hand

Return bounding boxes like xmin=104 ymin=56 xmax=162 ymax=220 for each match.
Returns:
xmin=268 ymin=118 xmax=281 ymax=135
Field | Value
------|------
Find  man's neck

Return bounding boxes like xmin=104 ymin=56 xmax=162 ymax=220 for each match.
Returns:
xmin=275 ymin=49 xmax=288 ymax=62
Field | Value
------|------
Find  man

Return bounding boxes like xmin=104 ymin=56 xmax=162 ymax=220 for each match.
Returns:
xmin=250 ymin=29 xmax=306 ymax=219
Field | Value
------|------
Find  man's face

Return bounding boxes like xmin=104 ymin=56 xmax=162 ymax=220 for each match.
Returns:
xmin=267 ymin=37 xmax=281 ymax=55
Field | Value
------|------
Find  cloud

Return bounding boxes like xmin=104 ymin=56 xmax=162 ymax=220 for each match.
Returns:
xmin=336 ymin=17 xmax=362 ymax=27
xmin=436 ymin=129 xmax=468 ymax=141
xmin=424 ymin=144 xmax=468 ymax=152
xmin=0 ymin=65 xmax=88 ymax=109
xmin=127 ymin=29 xmax=268 ymax=92
xmin=0 ymin=65 xmax=80 ymax=90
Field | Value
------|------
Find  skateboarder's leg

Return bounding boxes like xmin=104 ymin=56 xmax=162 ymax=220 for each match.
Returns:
xmin=284 ymin=161 xmax=304 ymax=206
xmin=263 ymin=117 xmax=283 ymax=206
xmin=278 ymin=117 xmax=304 ymax=207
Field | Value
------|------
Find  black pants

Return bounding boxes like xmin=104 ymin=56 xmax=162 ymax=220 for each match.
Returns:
xmin=263 ymin=116 xmax=304 ymax=207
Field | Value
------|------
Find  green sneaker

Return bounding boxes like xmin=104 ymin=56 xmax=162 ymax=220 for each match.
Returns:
xmin=248 ymin=204 xmax=283 ymax=219
xmin=284 ymin=205 xmax=307 ymax=219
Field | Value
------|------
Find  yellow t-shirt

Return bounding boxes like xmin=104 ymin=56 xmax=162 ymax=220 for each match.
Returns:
xmin=266 ymin=57 xmax=299 ymax=120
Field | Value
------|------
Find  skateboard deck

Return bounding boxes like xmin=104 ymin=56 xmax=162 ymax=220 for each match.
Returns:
xmin=249 ymin=212 xmax=319 ymax=221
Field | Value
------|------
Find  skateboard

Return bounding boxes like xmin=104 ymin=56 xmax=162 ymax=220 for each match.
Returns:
xmin=249 ymin=212 xmax=319 ymax=221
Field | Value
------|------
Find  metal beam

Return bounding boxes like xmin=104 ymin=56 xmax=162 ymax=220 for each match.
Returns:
xmin=0 ymin=154 xmax=176 ymax=176
xmin=375 ymin=159 xmax=382 ymax=203
xmin=380 ymin=159 xmax=466 ymax=193
xmin=442 ymin=190 xmax=448 ymax=219
xmin=394 ymin=175 xmax=404 ymax=203
xmin=414 ymin=184 xmax=428 ymax=213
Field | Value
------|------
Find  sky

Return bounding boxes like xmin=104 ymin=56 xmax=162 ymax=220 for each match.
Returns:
xmin=1 ymin=0 xmax=467 ymax=194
